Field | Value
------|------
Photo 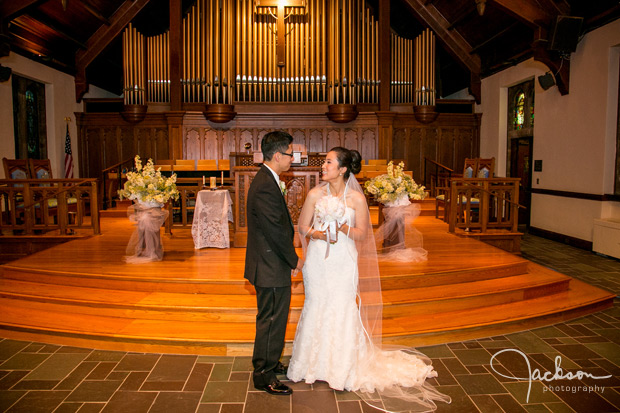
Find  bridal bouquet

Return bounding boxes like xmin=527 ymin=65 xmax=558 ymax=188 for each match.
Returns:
xmin=314 ymin=195 xmax=346 ymax=244
xmin=118 ymin=155 xmax=180 ymax=206
xmin=364 ymin=161 xmax=426 ymax=206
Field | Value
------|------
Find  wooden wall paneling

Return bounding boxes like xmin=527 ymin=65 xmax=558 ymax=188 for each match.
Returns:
xmin=326 ymin=129 xmax=341 ymax=150
xmin=438 ymin=128 xmax=454 ymax=171
xmin=360 ymin=128 xmax=377 ymax=161
xmin=185 ymin=128 xmax=201 ymax=160
xmin=392 ymin=127 xmax=407 ymax=163
xmin=86 ymin=128 xmax=104 ymax=179
xmin=239 ymin=129 xmax=253 ymax=154
xmin=120 ymin=127 xmax=134 ymax=165
xmin=256 ymin=129 xmax=269 ymax=152
xmin=155 ymin=128 xmax=169 ymax=161
xmin=291 ymin=128 xmax=306 ymax=152
xmin=308 ymin=129 xmax=323 ymax=152
xmin=455 ymin=127 xmax=474 ymax=171
xmin=423 ymin=127 xmax=438 ymax=169
xmin=220 ymin=130 xmax=235 ymax=161
xmin=409 ymin=128 xmax=423 ymax=183
xmin=344 ymin=128 xmax=358 ymax=152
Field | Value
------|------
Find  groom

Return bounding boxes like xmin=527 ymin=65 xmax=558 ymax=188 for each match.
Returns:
xmin=244 ymin=131 xmax=303 ymax=395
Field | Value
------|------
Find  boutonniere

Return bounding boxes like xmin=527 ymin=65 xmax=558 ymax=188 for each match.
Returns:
xmin=279 ymin=180 xmax=287 ymax=195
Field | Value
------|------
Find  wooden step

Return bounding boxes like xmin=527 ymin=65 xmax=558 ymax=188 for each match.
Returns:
xmin=0 ymin=260 xmax=530 ymax=295
xmin=0 ymin=267 xmax=570 ymax=324
xmin=0 ymin=214 xmax=613 ymax=356
xmin=0 ymin=279 xmax=612 ymax=355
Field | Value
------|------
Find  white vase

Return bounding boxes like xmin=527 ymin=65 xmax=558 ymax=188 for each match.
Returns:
xmin=137 ymin=199 xmax=164 ymax=208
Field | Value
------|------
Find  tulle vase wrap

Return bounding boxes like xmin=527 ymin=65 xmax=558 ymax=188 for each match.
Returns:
xmin=125 ymin=200 xmax=168 ymax=263
xmin=377 ymin=195 xmax=428 ymax=263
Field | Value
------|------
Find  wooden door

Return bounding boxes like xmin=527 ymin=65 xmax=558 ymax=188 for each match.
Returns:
xmin=510 ymin=137 xmax=532 ymax=226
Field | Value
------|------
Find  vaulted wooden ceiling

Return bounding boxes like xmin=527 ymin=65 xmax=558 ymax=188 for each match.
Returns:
xmin=1 ymin=0 xmax=619 ymax=102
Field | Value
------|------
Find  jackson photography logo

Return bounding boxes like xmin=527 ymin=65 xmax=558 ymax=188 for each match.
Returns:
xmin=489 ymin=349 xmax=612 ymax=403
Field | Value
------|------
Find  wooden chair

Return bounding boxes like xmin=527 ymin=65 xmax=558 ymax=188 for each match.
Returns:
xmin=218 ymin=159 xmax=230 ymax=170
xmin=368 ymin=159 xmax=387 ymax=165
xmin=196 ymin=160 xmax=218 ymax=171
xmin=29 ymin=159 xmax=53 ymax=179
xmin=3 ymin=158 xmax=31 ymax=180
xmin=435 ymin=158 xmax=495 ymax=221
xmin=175 ymin=159 xmax=195 ymax=170
xmin=155 ymin=165 xmax=172 ymax=171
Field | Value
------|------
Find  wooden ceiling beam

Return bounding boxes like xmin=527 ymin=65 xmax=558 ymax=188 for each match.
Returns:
xmin=470 ymin=21 xmax=519 ymax=54
xmin=76 ymin=0 xmax=112 ymax=26
xmin=0 ymin=0 xmax=45 ymax=21
xmin=447 ymin=5 xmax=477 ymax=31
xmin=402 ymin=0 xmax=481 ymax=102
xmin=25 ymin=12 xmax=88 ymax=49
xmin=490 ymin=0 xmax=553 ymax=27
xmin=75 ymin=0 xmax=151 ymax=102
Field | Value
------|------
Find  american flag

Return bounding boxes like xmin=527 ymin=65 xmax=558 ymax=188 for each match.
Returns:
xmin=64 ymin=124 xmax=74 ymax=178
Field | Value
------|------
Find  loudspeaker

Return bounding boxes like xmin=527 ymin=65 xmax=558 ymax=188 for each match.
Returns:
xmin=0 ymin=65 xmax=11 ymax=82
xmin=549 ymin=16 xmax=583 ymax=53
xmin=538 ymin=72 xmax=555 ymax=90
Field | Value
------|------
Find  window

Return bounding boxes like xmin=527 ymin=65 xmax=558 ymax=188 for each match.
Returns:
xmin=514 ymin=91 xmax=525 ymax=130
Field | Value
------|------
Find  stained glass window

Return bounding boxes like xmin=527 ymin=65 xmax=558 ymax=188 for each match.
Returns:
xmin=513 ymin=91 xmax=525 ymax=130
xmin=25 ymin=89 xmax=39 ymax=157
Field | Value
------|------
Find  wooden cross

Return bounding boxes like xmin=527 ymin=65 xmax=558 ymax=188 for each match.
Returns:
xmin=256 ymin=0 xmax=305 ymax=67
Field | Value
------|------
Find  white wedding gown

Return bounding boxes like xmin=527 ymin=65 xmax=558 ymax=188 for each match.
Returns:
xmin=288 ymin=198 xmax=445 ymax=409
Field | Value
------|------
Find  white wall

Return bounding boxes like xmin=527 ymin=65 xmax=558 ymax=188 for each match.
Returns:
xmin=0 ymin=52 xmax=119 ymax=179
xmin=477 ymin=19 xmax=620 ymax=242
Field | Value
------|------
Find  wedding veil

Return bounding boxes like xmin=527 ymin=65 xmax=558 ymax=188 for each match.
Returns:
xmin=298 ymin=174 xmax=450 ymax=412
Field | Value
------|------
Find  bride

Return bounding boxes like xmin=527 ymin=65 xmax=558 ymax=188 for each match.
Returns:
xmin=287 ymin=148 xmax=450 ymax=412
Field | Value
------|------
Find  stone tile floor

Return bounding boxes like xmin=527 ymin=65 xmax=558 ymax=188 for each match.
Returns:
xmin=1 ymin=233 xmax=619 ymax=413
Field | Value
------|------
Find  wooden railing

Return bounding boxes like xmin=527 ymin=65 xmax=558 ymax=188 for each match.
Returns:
xmin=423 ymin=157 xmax=454 ymax=197
xmin=102 ymin=158 xmax=134 ymax=210
xmin=448 ymin=178 xmax=522 ymax=233
xmin=0 ymin=179 xmax=100 ymax=235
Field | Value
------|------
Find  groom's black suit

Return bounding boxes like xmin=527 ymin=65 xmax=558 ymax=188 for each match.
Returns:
xmin=244 ymin=164 xmax=298 ymax=388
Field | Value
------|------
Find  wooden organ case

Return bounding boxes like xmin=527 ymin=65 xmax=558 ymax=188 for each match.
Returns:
xmin=77 ymin=0 xmax=481 ymax=190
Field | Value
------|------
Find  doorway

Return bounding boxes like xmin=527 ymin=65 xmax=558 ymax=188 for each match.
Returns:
xmin=510 ymin=137 xmax=532 ymax=227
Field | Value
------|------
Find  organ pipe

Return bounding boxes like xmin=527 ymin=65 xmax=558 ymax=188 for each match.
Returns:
xmin=122 ymin=1 xmax=434 ymax=106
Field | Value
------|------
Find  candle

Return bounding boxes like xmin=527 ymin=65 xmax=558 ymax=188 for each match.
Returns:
xmin=210 ymin=177 xmax=216 ymax=189
xmin=221 ymin=171 xmax=224 ymax=185
xmin=203 ymin=175 xmax=205 ymax=186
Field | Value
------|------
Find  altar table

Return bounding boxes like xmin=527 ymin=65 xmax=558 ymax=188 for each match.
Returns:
xmin=191 ymin=189 xmax=233 ymax=249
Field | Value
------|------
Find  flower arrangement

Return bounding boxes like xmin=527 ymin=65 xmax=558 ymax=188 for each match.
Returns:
xmin=118 ymin=155 xmax=180 ymax=206
xmin=364 ymin=161 xmax=426 ymax=206
xmin=279 ymin=180 xmax=287 ymax=196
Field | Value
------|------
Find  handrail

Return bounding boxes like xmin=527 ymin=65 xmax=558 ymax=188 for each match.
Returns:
xmin=423 ymin=157 xmax=454 ymax=195
xmin=102 ymin=158 xmax=134 ymax=210
xmin=424 ymin=157 xmax=453 ymax=173
xmin=454 ymin=179 xmax=526 ymax=209
xmin=19 ymin=178 xmax=96 ymax=209
xmin=102 ymin=158 xmax=134 ymax=174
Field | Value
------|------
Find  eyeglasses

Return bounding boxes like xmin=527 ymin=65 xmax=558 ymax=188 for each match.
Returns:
xmin=279 ymin=151 xmax=294 ymax=158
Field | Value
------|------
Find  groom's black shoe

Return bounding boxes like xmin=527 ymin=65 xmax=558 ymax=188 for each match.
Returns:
xmin=254 ymin=379 xmax=293 ymax=395
xmin=274 ymin=362 xmax=288 ymax=375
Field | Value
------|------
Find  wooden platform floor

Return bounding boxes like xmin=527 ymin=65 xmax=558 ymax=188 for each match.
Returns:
xmin=0 ymin=206 xmax=614 ymax=355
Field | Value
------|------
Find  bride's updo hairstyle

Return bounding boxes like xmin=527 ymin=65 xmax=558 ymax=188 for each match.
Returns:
xmin=330 ymin=147 xmax=362 ymax=179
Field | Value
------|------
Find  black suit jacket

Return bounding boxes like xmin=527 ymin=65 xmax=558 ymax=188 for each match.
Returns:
xmin=244 ymin=165 xmax=298 ymax=287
